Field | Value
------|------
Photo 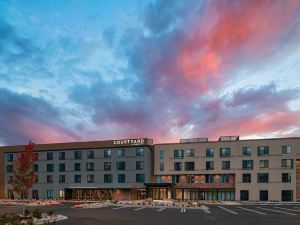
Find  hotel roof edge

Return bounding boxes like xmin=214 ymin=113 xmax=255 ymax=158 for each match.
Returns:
xmin=154 ymin=136 xmax=300 ymax=146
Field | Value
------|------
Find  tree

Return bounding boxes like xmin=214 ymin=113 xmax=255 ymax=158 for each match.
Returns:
xmin=13 ymin=140 xmax=37 ymax=215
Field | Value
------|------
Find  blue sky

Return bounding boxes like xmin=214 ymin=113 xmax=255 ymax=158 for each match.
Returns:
xmin=0 ymin=0 xmax=300 ymax=145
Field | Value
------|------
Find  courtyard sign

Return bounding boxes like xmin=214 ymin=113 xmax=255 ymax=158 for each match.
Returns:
xmin=113 ymin=138 xmax=145 ymax=146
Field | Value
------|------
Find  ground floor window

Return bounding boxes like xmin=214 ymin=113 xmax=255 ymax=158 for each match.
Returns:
xmin=259 ymin=190 xmax=268 ymax=201
xmin=59 ymin=190 xmax=65 ymax=199
xmin=7 ymin=190 xmax=14 ymax=199
xmin=282 ymin=190 xmax=293 ymax=201
xmin=47 ymin=190 xmax=54 ymax=200
xmin=32 ymin=190 xmax=39 ymax=200
xmin=240 ymin=190 xmax=249 ymax=201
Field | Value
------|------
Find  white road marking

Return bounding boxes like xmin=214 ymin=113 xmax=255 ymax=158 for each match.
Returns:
xmin=293 ymin=207 xmax=300 ymax=209
xmin=237 ymin=206 xmax=266 ymax=215
xmin=133 ymin=207 xmax=146 ymax=211
xmin=256 ymin=207 xmax=296 ymax=216
xmin=217 ymin=206 xmax=238 ymax=215
xmin=157 ymin=207 xmax=166 ymax=212
xmin=112 ymin=206 xmax=128 ymax=210
xmin=275 ymin=207 xmax=300 ymax=212
xmin=203 ymin=208 xmax=211 ymax=214
xmin=180 ymin=208 xmax=186 ymax=213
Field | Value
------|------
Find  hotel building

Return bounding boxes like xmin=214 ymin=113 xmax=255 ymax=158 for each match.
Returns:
xmin=0 ymin=136 xmax=300 ymax=201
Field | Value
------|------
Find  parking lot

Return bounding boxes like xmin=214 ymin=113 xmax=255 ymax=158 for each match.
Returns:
xmin=1 ymin=203 xmax=300 ymax=225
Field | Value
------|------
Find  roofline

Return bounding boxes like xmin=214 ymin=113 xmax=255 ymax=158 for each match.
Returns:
xmin=154 ymin=136 xmax=300 ymax=146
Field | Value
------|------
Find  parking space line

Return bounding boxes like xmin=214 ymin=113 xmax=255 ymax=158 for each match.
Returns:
xmin=217 ymin=206 xmax=238 ymax=215
xmin=157 ymin=207 xmax=166 ymax=212
xmin=256 ymin=207 xmax=296 ymax=216
xmin=275 ymin=207 xmax=300 ymax=212
xmin=112 ymin=206 xmax=128 ymax=210
xmin=133 ymin=207 xmax=146 ymax=211
xmin=180 ymin=208 xmax=186 ymax=213
xmin=237 ymin=206 xmax=266 ymax=215
xmin=203 ymin=208 xmax=211 ymax=214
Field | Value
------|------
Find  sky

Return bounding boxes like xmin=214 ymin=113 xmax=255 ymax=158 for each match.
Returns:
xmin=0 ymin=0 xmax=300 ymax=146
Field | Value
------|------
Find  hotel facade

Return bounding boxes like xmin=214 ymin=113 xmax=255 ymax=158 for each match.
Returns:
xmin=0 ymin=136 xmax=300 ymax=202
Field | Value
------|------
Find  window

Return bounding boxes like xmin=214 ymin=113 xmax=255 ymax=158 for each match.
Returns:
xmin=136 ymin=174 xmax=145 ymax=183
xmin=136 ymin=148 xmax=144 ymax=156
xmin=257 ymin=146 xmax=269 ymax=156
xmin=87 ymin=174 xmax=94 ymax=183
xmin=160 ymin=162 xmax=164 ymax=171
xmin=104 ymin=162 xmax=111 ymax=171
xmin=260 ymin=190 xmax=268 ymax=201
xmin=206 ymin=148 xmax=214 ymax=157
xmin=206 ymin=161 xmax=214 ymax=170
xmin=75 ymin=175 xmax=81 ymax=183
xmin=47 ymin=164 xmax=54 ymax=172
xmin=7 ymin=176 xmax=13 ymax=184
xmin=34 ymin=164 xmax=38 ymax=172
xmin=47 ymin=190 xmax=53 ymax=200
xmin=242 ymin=160 xmax=253 ymax=170
xmin=7 ymin=154 xmax=13 ymax=162
xmin=185 ymin=162 xmax=195 ymax=171
xmin=117 ymin=149 xmax=125 ymax=157
xmin=205 ymin=175 xmax=214 ymax=183
xmin=282 ymin=145 xmax=291 ymax=155
xmin=159 ymin=150 xmax=164 ymax=159
xmin=259 ymin=160 xmax=269 ymax=169
xmin=74 ymin=151 xmax=82 ymax=160
xmin=187 ymin=175 xmax=194 ymax=183
xmin=242 ymin=147 xmax=252 ymax=156
xmin=47 ymin=175 xmax=53 ymax=183
xmin=59 ymin=163 xmax=65 ymax=172
xmin=86 ymin=162 xmax=94 ymax=171
xmin=282 ymin=159 xmax=293 ymax=169
xmin=87 ymin=150 xmax=94 ymax=159
xmin=257 ymin=173 xmax=269 ymax=183
xmin=74 ymin=163 xmax=81 ymax=171
xmin=174 ymin=162 xmax=182 ymax=171
xmin=59 ymin=152 xmax=65 ymax=160
xmin=136 ymin=161 xmax=143 ymax=170
xmin=242 ymin=174 xmax=251 ymax=183
xmin=186 ymin=149 xmax=194 ymax=157
xmin=156 ymin=176 xmax=161 ymax=183
xmin=59 ymin=190 xmax=65 ymax=199
xmin=220 ymin=148 xmax=230 ymax=157
xmin=6 ymin=165 xmax=13 ymax=173
xmin=282 ymin=173 xmax=291 ymax=182
xmin=174 ymin=150 xmax=184 ymax=158
xmin=172 ymin=175 xmax=179 ymax=183
xmin=104 ymin=149 xmax=111 ymax=158
xmin=118 ymin=174 xmax=125 ymax=183
xmin=32 ymin=190 xmax=39 ymax=200
xmin=240 ymin=190 xmax=249 ymax=201
xmin=47 ymin=152 xmax=53 ymax=160
xmin=222 ymin=161 xmax=230 ymax=170
xmin=59 ymin=175 xmax=65 ymax=183
xmin=221 ymin=174 xmax=230 ymax=183
xmin=116 ymin=161 xmax=125 ymax=170
xmin=104 ymin=174 xmax=112 ymax=183
xmin=282 ymin=190 xmax=293 ymax=201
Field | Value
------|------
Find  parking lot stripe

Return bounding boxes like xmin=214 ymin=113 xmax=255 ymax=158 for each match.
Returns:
xmin=157 ymin=207 xmax=166 ymax=212
xmin=256 ymin=207 xmax=297 ymax=216
xmin=237 ymin=206 xmax=266 ymax=215
xmin=275 ymin=207 xmax=300 ymax=212
xmin=112 ymin=206 xmax=128 ymax=210
xmin=133 ymin=207 xmax=146 ymax=211
xmin=217 ymin=206 xmax=238 ymax=215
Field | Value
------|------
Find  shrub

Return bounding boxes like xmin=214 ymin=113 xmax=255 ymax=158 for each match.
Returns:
xmin=32 ymin=208 xmax=42 ymax=218
xmin=24 ymin=209 xmax=31 ymax=217
xmin=48 ymin=210 xmax=55 ymax=216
